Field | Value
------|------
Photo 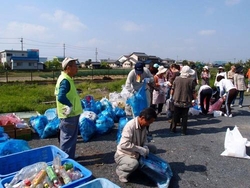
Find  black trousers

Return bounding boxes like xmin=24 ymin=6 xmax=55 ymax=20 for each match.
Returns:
xmin=170 ymin=106 xmax=189 ymax=134
xmin=200 ymin=88 xmax=213 ymax=114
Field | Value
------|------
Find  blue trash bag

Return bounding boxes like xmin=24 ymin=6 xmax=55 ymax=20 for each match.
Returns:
xmin=29 ymin=115 xmax=48 ymax=138
xmin=79 ymin=115 xmax=96 ymax=142
xmin=0 ymin=139 xmax=31 ymax=156
xmin=81 ymin=95 xmax=98 ymax=113
xmin=41 ymin=117 xmax=60 ymax=139
xmin=95 ymin=101 xmax=103 ymax=114
xmin=139 ymin=153 xmax=173 ymax=188
xmin=113 ymin=107 xmax=126 ymax=123
xmin=127 ymin=82 xmax=148 ymax=117
xmin=98 ymin=107 xmax=115 ymax=121
xmin=100 ymin=97 xmax=113 ymax=110
xmin=116 ymin=117 xmax=132 ymax=144
xmin=0 ymin=126 xmax=4 ymax=136
xmin=0 ymin=133 xmax=9 ymax=143
xmin=44 ymin=108 xmax=57 ymax=121
xmin=95 ymin=116 xmax=114 ymax=135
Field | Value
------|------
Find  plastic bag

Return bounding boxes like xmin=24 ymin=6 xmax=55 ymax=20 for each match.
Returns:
xmin=41 ymin=117 xmax=60 ymax=139
xmin=127 ymin=82 xmax=148 ymax=117
xmin=221 ymin=126 xmax=250 ymax=159
xmin=95 ymin=116 xmax=114 ymax=135
xmin=44 ymin=108 xmax=57 ymax=121
xmin=81 ymin=95 xmax=97 ymax=113
xmin=116 ymin=117 xmax=131 ymax=144
xmin=139 ymin=153 xmax=173 ymax=188
xmin=29 ymin=115 xmax=48 ymax=138
xmin=79 ymin=115 xmax=96 ymax=142
xmin=0 ymin=139 xmax=31 ymax=156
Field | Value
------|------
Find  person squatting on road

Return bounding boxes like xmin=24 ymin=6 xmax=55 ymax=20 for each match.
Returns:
xmin=216 ymin=75 xmax=238 ymax=117
xmin=170 ymin=65 xmax=196 ymax=135
xmin=54 ymin=57 xmax=83 ymax=159
xmin=114 ymin=107 xmax=157 ymax=183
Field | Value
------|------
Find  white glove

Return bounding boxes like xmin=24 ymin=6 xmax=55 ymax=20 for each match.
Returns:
xmin=138 ymin=146 xmax=149 ymax=158
xmin=159 ymin=82 xmax=164 ymax=86
xmin=62 ymin=106 xmax=72 ymax=116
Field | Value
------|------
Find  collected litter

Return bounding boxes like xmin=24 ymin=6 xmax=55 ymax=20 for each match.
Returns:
xmin=221 ymin=126 xmax=250 ymax=159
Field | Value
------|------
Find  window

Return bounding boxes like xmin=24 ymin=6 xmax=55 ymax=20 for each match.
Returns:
xmin=6 ymin=53 xmax=12 ymax=56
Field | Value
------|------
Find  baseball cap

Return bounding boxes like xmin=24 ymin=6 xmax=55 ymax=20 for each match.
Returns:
xmin=62 ymin=57 xmax=78 ymax=70
xmin=134 ymin=62 xmax=144 ymax=74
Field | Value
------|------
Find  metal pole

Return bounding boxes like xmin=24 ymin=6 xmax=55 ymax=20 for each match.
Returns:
xmin=5 ymin=68 xmax=8 ymax=82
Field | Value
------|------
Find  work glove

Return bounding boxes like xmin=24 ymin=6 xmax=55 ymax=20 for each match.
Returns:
xmin=62 ymin=106 xmax=72 ymax=116
xmin=138 ymin=146 xmax=149 ymax=158
xmin=169 ymin=95 xmax=173 ymax=102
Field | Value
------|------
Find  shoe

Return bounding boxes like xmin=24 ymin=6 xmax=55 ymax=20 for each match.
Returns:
xmin=230 ymin=104 xmax=234 ymax=107
xmin=224 ymin=114 xmax=228 ymax=117
xmin=239 ymin=105 xmax=243 ymax=108
xmin=229 ymin=114 xmax=233 ymax=117
xmin=119 ymin=176 xmax=128 ymax=183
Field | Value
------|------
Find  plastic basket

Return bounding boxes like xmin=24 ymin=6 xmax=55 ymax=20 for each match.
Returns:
xmin=0 ymin=145 xmax=68 ymax=179
xmin=0 ymin=158 xmax=92 ymax=188
xmin=75 ymin=178 xmax=120 ymax=188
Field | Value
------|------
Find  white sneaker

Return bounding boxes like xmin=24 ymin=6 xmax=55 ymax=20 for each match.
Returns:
xmin=224 ymin=114 xmax=228 ymax=117
xmin=229 ymin=114 xmax=233 ymax=117
xmin=230 ymin=104 xmax=234 ymax=107
xmin=239 ymin=105 xmax=243 ymax=108
xmin=119 ymin=176 xmax=128 ymax=183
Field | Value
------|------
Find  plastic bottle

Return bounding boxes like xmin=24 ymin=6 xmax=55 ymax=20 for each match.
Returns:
xmin=63 ymin=162 xmax=73 ymax=171
xmin=68 ymin=170 xmax=83 ymax=181
xmin=59 ymin=166 xmax=72 ymax=184
xmin=46 ymin=166 xmax=57 ymax=182
xmin=31 ymin=169 xmax=47 ymax=187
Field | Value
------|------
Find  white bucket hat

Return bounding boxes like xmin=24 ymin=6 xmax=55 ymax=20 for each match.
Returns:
xmin=180 ymin=65 xmax=195 ymax=77
xmin=156 ymin=66 xmax=167 ymax=75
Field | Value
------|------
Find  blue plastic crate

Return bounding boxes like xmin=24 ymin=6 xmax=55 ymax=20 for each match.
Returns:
xmin=75 ymin=178 xmax=120 ymax=188
xmin=0 ymin=145 xmax=68 ymax=179
xmin=0 ymin=158 xmax=92 ymax=188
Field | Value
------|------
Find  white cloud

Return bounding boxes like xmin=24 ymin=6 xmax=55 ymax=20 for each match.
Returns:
xmin=120 ymin=21 xmax=144 ymax=31
xmin=198 ymin=30 xmax=216 ymax=36
xmin=5 ymin=22 xmax=49 ymax=37
xmin=41 ymin=10 xmax=87 ymax=32
xmin=225 ymin=0 xmax=241 ymax=6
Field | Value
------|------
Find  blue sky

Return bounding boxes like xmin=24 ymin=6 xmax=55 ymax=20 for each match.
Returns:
xmin=0 ymin=0 xmax=249 ymax=63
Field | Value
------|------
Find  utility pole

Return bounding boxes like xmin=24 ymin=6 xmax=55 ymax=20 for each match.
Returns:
xmin=20 ymin=37 xmax=23 ymax=51
xmin=63 ymin=43 xmax=65 ymax=58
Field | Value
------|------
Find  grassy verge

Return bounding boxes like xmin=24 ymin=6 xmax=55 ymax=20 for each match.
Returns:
xmin=0 ymin=78 xmax=126 ymax=114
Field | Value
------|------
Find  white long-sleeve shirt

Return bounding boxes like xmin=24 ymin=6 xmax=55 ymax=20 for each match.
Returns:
xmin=218 ymin=78 xmax=236 ymax=97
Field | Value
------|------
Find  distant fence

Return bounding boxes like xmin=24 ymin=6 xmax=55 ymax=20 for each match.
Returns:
xmin=0 ymin=68 xmax=131 ymax=82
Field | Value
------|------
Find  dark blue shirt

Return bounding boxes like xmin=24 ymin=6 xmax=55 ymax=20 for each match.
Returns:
xmin=57 ymin=79 xmax=72 ymax=107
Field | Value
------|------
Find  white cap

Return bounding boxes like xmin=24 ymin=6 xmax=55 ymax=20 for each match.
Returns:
xmin=62 ymin=57 xmax=78 ymax=70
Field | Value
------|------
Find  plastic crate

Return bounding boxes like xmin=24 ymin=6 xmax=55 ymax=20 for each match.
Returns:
xmin=0 ymin=145 xmax=68 ymax=179
xmin=0 ymin=158 xmax=92 ymax=188
xmin=75 ymin=178 xmax=120 ymax=188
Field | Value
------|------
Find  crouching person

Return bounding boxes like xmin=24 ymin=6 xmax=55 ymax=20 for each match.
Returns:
xmin=114 ymin=107 xmax=157 ymax=183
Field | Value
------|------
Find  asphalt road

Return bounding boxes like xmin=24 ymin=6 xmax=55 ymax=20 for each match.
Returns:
xmin=27 ymin=96 xmax=250 ymax=188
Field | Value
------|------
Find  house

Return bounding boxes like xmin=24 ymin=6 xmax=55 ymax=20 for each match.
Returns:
xmin=119 ymin=52 xmax=148 ymax=68
xmin=100 ymin=59 xmax=121 ymax=68
xmin=0 ymin=49 xmax=43 ymax=70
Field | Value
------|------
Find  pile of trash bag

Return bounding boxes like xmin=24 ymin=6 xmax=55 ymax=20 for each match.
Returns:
xmin=30 ymin=95 xmax=127 ymax=142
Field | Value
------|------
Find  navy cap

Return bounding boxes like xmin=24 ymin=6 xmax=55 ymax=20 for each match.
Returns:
xmin=135 ymin=62 xmax=144 ymax=74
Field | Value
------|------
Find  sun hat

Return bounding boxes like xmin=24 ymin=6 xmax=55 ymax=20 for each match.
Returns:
xmin=180 ymin=65 xmax=195 ymax=77
xmin=134 ymin=62 xmax=144 ymax=74
xmin=218 ymin=66 xmax=224 ymax=70
xmin=62 ymin=57 xmax=78 ymax=69
xmin=203 ymin=66 xmax=209 ymax=70
xmin=156 ymin=66 xmax=167 ymax=75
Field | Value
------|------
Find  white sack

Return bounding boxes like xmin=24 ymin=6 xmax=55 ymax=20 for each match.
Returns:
xmin=221 ymin=126 xmax=250 ymax=159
